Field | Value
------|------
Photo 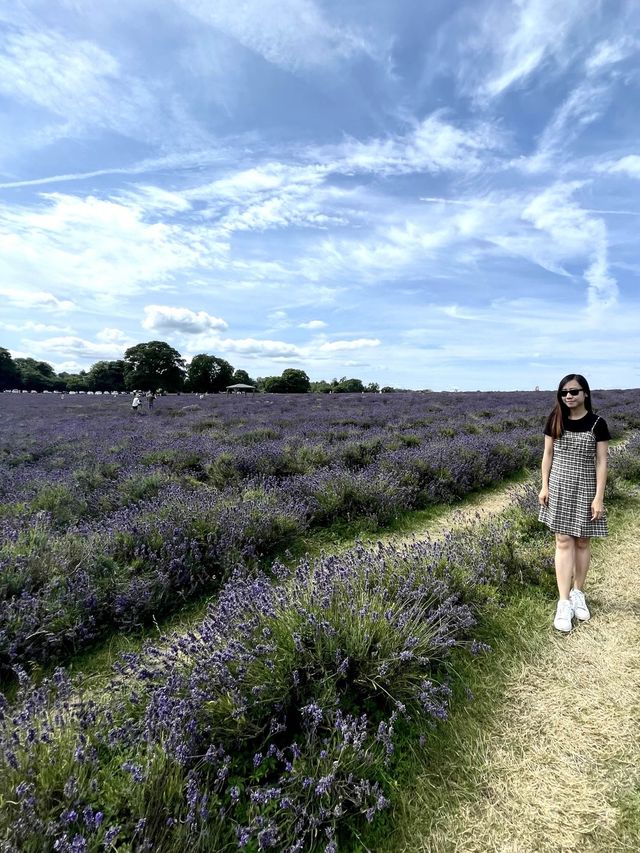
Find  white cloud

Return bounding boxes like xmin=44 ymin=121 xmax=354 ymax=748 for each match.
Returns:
xmin=0 ymin=193 xmax=228 ymax=304
xmin=521 ymin=182 xmax=618 ymax=311
xmin=440 ymin=305 xmax=477 ymax=320
xmin=517 ymin=81 xmax=609 ymax=174
xmin=596 ymin=155 xmax=640 ymax=179
xmin=0 ymin=27 xmax=168 ymax=148
xmin=585 ymin=36 xmax=639 ymax=73
xmin=335 ymin=113 xmax=502 ymax=176
xmin=318 ymin=338 xmax=380 ymax=352
xmin=23 ymin=334 xmax=134 ymax=363
xmin=142 ymin=305 xmax=228 ymax=334
xmin=0 ymin=319 xmax=72 ymax=334
xmin=96 ymin=328 xmax=131 ymax=344
xmin=178 ymin=0 xmax=373 ymax=72
xmin=0 ymin=286 xmax=75 ymax=311
xmin=472 ymin=0 xmax=592 ymax=100
xmin=300 ymin=319 xmax=327 ymax=329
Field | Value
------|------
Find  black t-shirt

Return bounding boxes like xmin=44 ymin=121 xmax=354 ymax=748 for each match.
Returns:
xmin=544 ymin=411 xmax=611 ymax=442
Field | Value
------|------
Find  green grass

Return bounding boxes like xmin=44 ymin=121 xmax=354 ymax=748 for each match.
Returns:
xmin=344 ymin=584 xmax=554 ymax=852
xmin=350 ymin=486 xmax=640 ymax=853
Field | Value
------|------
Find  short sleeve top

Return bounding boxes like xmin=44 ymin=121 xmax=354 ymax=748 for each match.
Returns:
xmin=544 ymin=411 xmax=611 ymax=442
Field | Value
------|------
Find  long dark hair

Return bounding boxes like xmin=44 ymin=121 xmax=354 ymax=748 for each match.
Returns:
xmin=548 ymin=373 xmax=593 ymax=439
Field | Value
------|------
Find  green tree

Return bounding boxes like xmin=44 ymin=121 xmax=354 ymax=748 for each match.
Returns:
xmin=14 ymin=358 xmax=57 ymax=391
xmin=231 ymin=368 xmax=255 ymax=387
xmin=261 ymin=375 xmax=286 ymax=393
xmin=186 ymin=354 xmax=235 ymax=393
xmin=58 ymin=372 xmax=89 ymax=392
xmin=0 ymin=347 xmax=21 ymax=390
xmin=123 ymin=341 xmax=186 ymax=392
xmin=262 ymin=369 xmax=311 ymax=393
xmin=335 ymin=377 xmax=365 ymax=393
xmin=86 ymin=360 xmax=126 ymax=392
xmin=280 ymin=368 xmax=310 ymax=393
xmin=310 ymin=380 xmax=332 ymax=393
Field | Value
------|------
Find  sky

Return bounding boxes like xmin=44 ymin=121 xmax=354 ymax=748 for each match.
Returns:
xmin=1 ymin=0 xmax=640 ymax=391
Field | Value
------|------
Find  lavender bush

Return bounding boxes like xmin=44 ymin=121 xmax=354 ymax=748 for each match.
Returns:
xmin=0 ymin=499 xmax=550 ymax=852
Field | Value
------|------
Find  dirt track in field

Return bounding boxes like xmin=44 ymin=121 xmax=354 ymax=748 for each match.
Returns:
xmin=393 ymin=493 xmax=640 ymax=853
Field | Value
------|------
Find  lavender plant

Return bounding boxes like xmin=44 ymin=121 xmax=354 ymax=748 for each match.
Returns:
xmin=0 ymin=501 xmax=552 ymax=852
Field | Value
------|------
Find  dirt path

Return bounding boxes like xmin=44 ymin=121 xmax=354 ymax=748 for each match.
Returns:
xmin=367 ymin=482 xmax=525 ymax=549
xmin=398 ymin=496 xmax=640 ymax=853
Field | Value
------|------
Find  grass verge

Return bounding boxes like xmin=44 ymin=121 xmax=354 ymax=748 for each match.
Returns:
xmin=357 ymin=490 xmax=640 ymax=853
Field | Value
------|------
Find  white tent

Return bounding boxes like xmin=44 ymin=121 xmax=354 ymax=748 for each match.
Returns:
xmin=225 ymin=383 xmax=258 ymax=393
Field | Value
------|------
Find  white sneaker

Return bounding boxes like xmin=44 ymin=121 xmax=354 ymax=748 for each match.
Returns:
xmin=570 ymin=588 xmax=590 ymax=621
xmin=553 ymin=599 xmax=573 ymax=632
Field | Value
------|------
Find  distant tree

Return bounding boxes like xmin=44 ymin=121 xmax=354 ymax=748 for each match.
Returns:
xmin=335 ymin=377 xmax=365 ymax=393
xmin=310 ymin=380 xmax=332 ymax=393
xmin=0 ymin=347 xmax=21 ymax=390
xmin=87 ymin=360 xmax=126 ymax=392
xmin=58 ymin=372 xmax=89 ymax=392
xmin=187 ymin=354 xmax=235 ymax=393
xmin=261 ymin=375 xmax=286 ymax=393
xmin=365 ymin=382 xmax=380 ymax=393
xmin=14 ymin=357 xmax=57 ymax=391
xmin=262 ymin=371 xmax=315 ymax=393
xmin=279 ymin=368 xmax=310 ymax=393
xmin=123 ymin=341 xmax=186 ymax=392
xmin=231 ymin=368 xmax=255 ymax=387
xmin=380 ymin=386 xmax=396 ymax=393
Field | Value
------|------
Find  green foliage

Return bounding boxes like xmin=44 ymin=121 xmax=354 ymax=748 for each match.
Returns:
xmin=86 ymin=360 xmax=126 ymax=392
xmin=0 ymin=347 xmax=21 ymax=390
xmin=118 ymin=473 xmax=168 ymax=505
xmin=31 ymin=483 xmax=86 ymax=528
xmin=262 ymin=369 xmax=311 ymax=393
xmin=187 ymin=354 xmax=234 ymax=393
xmin=123 ymin=341 xmax=186 ymax=393
xmin=206 ymin=453 xmax=242 ymax=489
xmin=14 ymin=357 xmax=59 ymax=392
xmin=231 ymin=368 xmax=255 ymax=386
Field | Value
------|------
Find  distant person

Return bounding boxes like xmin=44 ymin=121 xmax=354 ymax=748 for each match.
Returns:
xmin=147 ymin=391 xmax=156 ymax=409
xmin=131 ymin=393 xmax=141 ymax=414
xmin=538 ymin=374 xmax=610 ymax=632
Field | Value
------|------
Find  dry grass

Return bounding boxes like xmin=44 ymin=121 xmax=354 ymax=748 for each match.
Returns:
xmin=391 ymin=502 xmax=640 ymax=853
xmin=369 ymin=486 xmax=523 ymax=549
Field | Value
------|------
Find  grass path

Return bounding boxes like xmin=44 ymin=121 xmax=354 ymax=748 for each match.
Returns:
xmin=385 ymin=494 xmax=640 ymax=853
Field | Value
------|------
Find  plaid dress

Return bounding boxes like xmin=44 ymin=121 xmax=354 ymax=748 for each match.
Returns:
xmin=538 ymin=416 xmax=608 ymax=537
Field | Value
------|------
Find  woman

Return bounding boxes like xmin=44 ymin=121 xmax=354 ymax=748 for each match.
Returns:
xmin=538 ymin=374 xmax=610 ymax=632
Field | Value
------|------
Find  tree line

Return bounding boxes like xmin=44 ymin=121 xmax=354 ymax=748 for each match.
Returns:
xmin=0 ymin=342 xmax=396 ymax=394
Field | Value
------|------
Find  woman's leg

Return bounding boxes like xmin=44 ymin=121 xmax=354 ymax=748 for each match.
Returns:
xmin=573 ymin=537 xmax=591 ymax=590
xmin=555 ymin=533 xmax=575 ymax=600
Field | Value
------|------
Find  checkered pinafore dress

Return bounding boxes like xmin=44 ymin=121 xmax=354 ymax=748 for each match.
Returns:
xmin=538 ymin=417 xmax=607 ymax=537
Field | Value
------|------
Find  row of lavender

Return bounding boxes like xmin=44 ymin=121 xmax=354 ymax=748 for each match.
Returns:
xmin=1 ymin=391 xmax=639 ymax=674
xmin=2 ymin=429 xmax=639 ymax=853
xmin=0 ymin=490 xmax=554 ymax=852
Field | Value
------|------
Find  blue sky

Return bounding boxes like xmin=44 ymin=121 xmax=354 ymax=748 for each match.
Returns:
xmin=1 ymin=0 xmax=639 ymax=390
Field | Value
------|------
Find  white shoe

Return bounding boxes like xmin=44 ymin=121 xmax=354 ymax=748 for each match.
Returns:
xmin=570 ymin=588 xmax=590 ymax=621
xmin=553 ymin=599 xmax=573 ymax=632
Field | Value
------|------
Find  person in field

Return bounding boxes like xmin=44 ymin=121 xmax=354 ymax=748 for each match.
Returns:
xmin=538 ymin=374 xmax=610 ymax=632
xmin=131 ymin=393 xmax=141 ymax=414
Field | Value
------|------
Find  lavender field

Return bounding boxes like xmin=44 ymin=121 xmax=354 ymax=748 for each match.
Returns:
xmin=1 ymin=390 xmax=639 ymax=852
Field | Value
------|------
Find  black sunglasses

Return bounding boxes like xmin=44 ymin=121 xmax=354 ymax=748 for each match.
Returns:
xmin=560 ymin=388 xmax=583 ymax=397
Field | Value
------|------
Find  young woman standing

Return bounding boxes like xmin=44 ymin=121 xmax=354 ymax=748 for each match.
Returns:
xmin=538 ymin=374 xmax=610 ymax=632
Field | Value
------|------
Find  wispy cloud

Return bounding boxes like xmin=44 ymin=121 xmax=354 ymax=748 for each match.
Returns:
xmin=596 ymin=155 xmax=640 ymax=179
xmin=467 ymin=0 xmax=596 ymax=100
xmin=178 ymin=0 xmax=375 ymax=71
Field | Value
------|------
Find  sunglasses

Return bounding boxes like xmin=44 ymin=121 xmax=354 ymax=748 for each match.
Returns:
xmin=560 ymin=388 xmax=583 ymax=397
